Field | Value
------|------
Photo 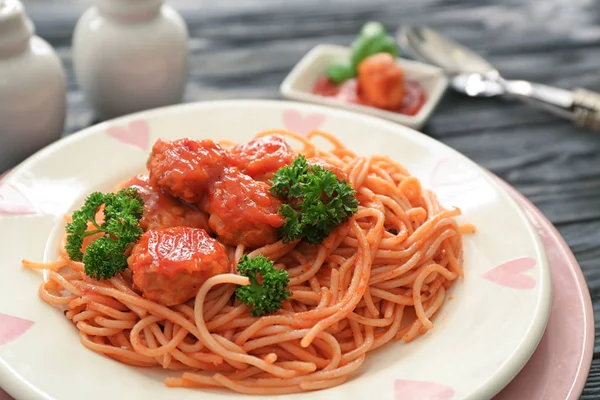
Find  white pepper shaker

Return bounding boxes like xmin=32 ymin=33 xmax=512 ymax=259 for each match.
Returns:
xmin=0 ymin=0 xmax=66 ymax=172
xmin=72 ymin=0 xmax=189 ymax=120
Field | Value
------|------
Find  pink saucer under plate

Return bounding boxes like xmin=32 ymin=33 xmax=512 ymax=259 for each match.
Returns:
xmin=491 ymin=176 xmax=594 ymax=400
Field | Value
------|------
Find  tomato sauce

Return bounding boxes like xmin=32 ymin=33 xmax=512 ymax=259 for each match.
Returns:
xmin=128 ymin=226 xmax=229 ymax=305
xmin=208 ymin=168 xmax=284 ymax=228
xmin=229 ymin=134 xmax=294 ymax=181
xmin=124 ymin=174 xmax=209 ymax=231
xmin=148 ymin=138 xmax=230 ymax=203
xmin=312 ymin=76 xmax=427 ymax=116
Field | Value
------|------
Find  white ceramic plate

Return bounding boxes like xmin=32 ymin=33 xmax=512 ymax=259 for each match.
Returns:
xmin=0 ymin=100 xmax=550 ymax=400
xmin=280 ymin=44 xmax=448 ymax=129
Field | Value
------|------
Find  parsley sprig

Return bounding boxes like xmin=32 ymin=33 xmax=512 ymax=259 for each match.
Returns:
xmin=235 ymin=255 xmax=291 ymax=317
xmin=65 ymin=188 xmax=144 ymax=280
xmin=270 ymin=155 xmax=358 ymax=244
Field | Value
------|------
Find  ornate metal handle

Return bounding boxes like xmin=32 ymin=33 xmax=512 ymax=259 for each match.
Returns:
xmin=572 ymin=88 xmax=600 ymax=131
xmin=501 ymin=81 xmax=600 ymax=132
xmin=502 ymin=80 xmax=576 ymax=121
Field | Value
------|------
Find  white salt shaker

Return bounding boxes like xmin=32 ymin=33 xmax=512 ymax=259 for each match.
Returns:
xmin=72 ymin=0 xmax=189 ymax=120
xmin=0 ymin=0 xmax=66 ymax=172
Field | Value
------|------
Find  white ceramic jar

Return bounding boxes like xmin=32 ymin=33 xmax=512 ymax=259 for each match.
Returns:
xmin=0 ymin=0 xmax=66 ymax=172
xmin=72 ymin=0 xmax=189 ymax=120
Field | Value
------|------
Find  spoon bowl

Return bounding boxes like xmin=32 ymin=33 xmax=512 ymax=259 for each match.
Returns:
xmin=398 ymin=26 xmax=497 ymax=76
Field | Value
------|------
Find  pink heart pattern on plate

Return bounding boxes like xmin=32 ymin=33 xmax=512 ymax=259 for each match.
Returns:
xmin=282 ymin=109 xmax=326 ymax=135
xmin=0 ymin=183 xmax=36 ymax=215
xmin=106 ymin=119 xmax=151 ymax=152
xmin=482 ymin=257 xmax=537 ymax=289
xmin=0 ymin=313 xmax=34 ymax=346
xmin=394 ymin=379 xmax=455 ymax=400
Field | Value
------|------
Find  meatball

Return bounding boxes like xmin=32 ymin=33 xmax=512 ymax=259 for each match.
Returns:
xmin=204 ymin=168 xmax=284 ymax=248
xmin=357 ymin=53 xmax=405 ymax=110
xmin=124 ymin=174 xmax=209 ymax=231
xmin=128 ymin=227 xmax=229 ymax=306
xmin=306 ymin=157 xmax=349 ymax=182
xmin=148 ymin=138 xmax=230 ymax=203
xmin=229 ymin=134 xmax=295 ymax=181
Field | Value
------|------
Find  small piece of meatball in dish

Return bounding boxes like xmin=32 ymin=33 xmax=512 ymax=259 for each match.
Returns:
xmin=357 ymin=52 xmax=405 ymax=110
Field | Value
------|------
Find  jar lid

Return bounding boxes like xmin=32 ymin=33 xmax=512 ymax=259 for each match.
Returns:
xmin=0 ymin=0 xmax=33 ymax=56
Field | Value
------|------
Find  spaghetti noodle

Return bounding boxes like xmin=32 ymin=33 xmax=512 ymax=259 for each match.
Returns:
xmin=24 ymin=130 xmax=466 ymax=394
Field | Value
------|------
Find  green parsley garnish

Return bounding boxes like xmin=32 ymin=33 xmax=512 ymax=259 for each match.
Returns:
xmin=235 ymin=255 xmax=291 ymax=317
xmin=65 ymin=188 xmax=144 ymax=280
xmin=270 ymin=154 xmax=359 ymax=244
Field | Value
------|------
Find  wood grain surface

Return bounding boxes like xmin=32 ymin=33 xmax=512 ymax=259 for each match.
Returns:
xmin=6 ymin=0 xmax=600 ymax=398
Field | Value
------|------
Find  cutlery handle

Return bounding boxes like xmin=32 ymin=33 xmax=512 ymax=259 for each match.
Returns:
xmin=572 ymin=88 xmax=600 ymax=131
xmin=503 ymin=80 xmax=576 ymax=121
xmin=505 ymin=81 xmax=600 ymax=132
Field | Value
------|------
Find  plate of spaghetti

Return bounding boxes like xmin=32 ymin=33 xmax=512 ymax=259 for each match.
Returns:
xmin=0 ymin=100 xmax=550 ymax=400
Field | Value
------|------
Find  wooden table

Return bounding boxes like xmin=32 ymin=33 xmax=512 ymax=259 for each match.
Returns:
xmin=6 ymin=0 xmax=600 ymax=398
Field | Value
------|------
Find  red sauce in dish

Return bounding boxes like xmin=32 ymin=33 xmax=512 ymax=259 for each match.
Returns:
xmin=312 ymin=76 xmax=426 ymax=116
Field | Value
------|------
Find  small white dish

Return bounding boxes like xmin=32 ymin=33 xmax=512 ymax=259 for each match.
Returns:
xmin=280 ymin=44 xmax=448 ymax=129
xmin=0 ymin=100 xmax=550 ymax=400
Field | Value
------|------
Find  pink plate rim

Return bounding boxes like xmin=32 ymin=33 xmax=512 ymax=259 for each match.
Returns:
xmin=492 ymin=175 xmax=594 ymax=399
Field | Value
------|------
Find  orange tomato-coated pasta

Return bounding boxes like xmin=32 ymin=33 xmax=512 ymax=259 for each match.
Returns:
xmin=24 ymin=130 xmax=467 ymax=395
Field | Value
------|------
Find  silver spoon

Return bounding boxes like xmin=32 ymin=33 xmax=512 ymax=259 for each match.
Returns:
xmin=398 ymin=25 xmax=600 ymax=131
